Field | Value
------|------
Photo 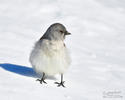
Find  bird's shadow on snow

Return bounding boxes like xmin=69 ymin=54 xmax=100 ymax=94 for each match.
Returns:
xmin=0 ymin=63 xmax=56 ymax=80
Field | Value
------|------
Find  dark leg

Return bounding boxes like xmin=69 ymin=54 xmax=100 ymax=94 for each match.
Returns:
xmin=36 ymin=72 xmax=47 ymax=84
xmin=55 ymin=74 xmax=65 ymax=87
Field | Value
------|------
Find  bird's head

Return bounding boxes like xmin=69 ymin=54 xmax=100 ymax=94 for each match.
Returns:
xmin=42 ymin=23 xmax=71 ymax=41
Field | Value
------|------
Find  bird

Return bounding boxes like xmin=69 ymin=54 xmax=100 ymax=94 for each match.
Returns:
xmin=29 ymin=23 xmax=71 ymax=87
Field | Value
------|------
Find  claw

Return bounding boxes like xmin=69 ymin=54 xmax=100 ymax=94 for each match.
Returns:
xmin=55 ymin=81 xmax=65 ymax=87
xmin=36 ymin=72 xmax=47 ymax=84
xmin=36 ymin=79 xmax=47 ymax=84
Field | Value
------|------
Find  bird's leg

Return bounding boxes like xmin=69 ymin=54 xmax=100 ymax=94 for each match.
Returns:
xmin=55 ymin=74 xmax=65 ymax=87
xmin=36 ymin=72 xmax=47 ymax=84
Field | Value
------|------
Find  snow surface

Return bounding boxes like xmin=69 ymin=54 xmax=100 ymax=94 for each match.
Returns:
xmin=0 ymin=0 xmax=125 ymax=100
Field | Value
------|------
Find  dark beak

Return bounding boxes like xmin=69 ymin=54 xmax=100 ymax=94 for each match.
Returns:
xmin=65 ymin=31 xmax=71 ymax=35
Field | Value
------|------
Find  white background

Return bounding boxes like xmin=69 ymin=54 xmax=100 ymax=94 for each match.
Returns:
xmin=0 ymin=0 xmax=125 ymax=100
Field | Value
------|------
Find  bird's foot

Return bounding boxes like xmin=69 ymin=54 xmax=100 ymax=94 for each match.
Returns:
xmin=55 ymin=81 xmax=65 ymax=87
xmin=36 ymin=79 xmax=47 ymax=84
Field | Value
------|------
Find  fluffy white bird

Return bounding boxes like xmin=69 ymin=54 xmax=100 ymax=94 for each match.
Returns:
xmin=29 ymin=23 xmax=71 ymax=87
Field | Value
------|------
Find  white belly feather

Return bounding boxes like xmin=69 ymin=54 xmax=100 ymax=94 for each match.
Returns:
xmin=29 ymin=39 xmax=71 ymax=76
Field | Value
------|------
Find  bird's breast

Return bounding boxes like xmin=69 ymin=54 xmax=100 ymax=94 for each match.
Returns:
xmin=30 ymin=39 xmax=71 ymax=75
xmin=41 ymin=40 xmax=66 ymax=57
xmin=50 ymin=41 xmax=65 ymax=51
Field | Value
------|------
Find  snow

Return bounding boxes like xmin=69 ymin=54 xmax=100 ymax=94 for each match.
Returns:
xmin=0 ymin=0 xmax=125 ymax=100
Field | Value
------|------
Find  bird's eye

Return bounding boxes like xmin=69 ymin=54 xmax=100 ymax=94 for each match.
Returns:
xmin=60 ymin=30 xmax=63 ymax=34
